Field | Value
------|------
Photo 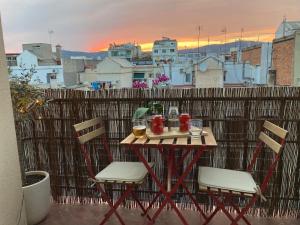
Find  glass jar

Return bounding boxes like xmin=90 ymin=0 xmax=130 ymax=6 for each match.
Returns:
xmin=179 ymin=113 xmax=190 ymax=132
xmin=151 ymin=115 xmax=164 ymax=135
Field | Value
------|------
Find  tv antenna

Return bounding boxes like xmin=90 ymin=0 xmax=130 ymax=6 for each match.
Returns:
xmin=48 ymin=29 xmax=54 ymax=47
xmin=221 ymin=27 xmax=227 ymax=53
xmin=197 ymin=26 xmax=202 ymax=61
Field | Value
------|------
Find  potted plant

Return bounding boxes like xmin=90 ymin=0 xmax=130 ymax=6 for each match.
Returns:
xmin=133 ymin=102 xmax=165 ymax=130
xmin=10 ymin=66 xmax=51 ymax=225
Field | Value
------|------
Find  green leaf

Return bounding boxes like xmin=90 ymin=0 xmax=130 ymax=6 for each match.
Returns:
xmin=133 ymin=107 xmax=149 ymax=119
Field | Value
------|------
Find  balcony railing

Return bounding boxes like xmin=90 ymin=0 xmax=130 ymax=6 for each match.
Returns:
xmin=18 ymin=87 xmax=300 ymax=217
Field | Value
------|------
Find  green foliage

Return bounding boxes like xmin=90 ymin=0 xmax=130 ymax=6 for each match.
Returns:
xmin=132 ymin=102 xmax=164 ymax=119
xmin=146 ymin=101 xmax=163 ymax=115
xmin=9 ymin=65 xmax=45 ymax=119
xmin=132 ymin=107 xmax=149 ymax=119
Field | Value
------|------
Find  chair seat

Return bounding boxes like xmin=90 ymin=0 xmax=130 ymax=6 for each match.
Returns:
xmin=198 ymin=167 xmax=257 ymax=194
xmin=95 ymin=162 xmax=153 ymax=184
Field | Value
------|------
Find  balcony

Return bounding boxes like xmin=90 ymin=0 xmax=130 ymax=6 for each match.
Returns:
xmin=16 ymin=87 xmax=300 ymax=225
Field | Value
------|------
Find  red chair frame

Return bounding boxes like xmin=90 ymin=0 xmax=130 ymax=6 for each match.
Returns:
xmin=74 ymin=118 xmax=151 ymax=225
xmin=198 ymin=120 xmax=288 ymax=225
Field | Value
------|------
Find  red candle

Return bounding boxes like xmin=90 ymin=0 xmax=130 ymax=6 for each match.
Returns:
xmin=179 ymin=113 xmax=190 ymax=132
xmin=151 ymin=115 xmax=164 ymax=135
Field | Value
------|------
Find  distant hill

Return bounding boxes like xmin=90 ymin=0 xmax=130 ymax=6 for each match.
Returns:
xmin=62 ymin=41 xmax=267 ymax=59
xmin=178 ymin=41 xmax=265 ymax=54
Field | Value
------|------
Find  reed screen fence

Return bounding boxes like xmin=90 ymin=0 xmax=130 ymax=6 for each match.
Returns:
xmin=18 ymin=87 xmax=300 ymax=218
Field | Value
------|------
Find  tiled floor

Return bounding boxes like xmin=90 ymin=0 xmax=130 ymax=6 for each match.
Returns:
xmin=39 ymin=203 xmax=300 ymax=225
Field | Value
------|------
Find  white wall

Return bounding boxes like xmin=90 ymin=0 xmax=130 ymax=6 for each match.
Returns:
xmin=259 ymin=43 xmax=272 ymax=84
xmin=10 ymin=65 xmax=64 ymax=86
xmin=195 ymin=58 xmax=224 ymax=88
xmin=10 ymin=50 xmax=64 ymax=87
xmin=224 ymin=62 xmax=258 ymax=85
xmin=275 ymin=22 xmax=297 ymax=39
xmin=80 ymin=57 xmax=134 ymax=88
xmin=162 ymin=62 xmax=193 ymax=86
xmin=0 ymin=17 xmax=27 ymax=225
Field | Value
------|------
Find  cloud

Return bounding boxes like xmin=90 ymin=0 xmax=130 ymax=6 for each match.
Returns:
xmin=0 ymin=0 xmax=299 ymax=52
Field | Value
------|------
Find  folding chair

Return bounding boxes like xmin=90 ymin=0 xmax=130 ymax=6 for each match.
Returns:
xmin=197 ymin=120 xmax=288 ymax=225
xmin=73 ymin=117 xmax=153 ymax=225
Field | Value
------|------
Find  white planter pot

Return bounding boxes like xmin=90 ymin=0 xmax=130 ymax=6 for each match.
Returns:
xmin=22 ymin=171 xmax=51 ymax=225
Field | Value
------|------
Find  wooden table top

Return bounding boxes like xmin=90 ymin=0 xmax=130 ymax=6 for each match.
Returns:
xmin=120 ymin=127 xmax=217 ymax=147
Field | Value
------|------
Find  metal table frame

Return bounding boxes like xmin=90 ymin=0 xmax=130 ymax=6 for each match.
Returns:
xmin=121 ymin=127 xmax=217 ymax=225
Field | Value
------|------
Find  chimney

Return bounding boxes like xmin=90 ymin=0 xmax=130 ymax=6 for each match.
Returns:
xmin=55 ymin=44 xmax=62 ymax=65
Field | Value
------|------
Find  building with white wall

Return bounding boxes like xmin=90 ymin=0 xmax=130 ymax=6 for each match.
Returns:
xmin=241 ymin=43 xmax=272 ymax=85
xmin=275 ymin=20 xmax=300 ymax=39
xmin=162 ymin=60 xmax=193 ymax=87
xmin=108 ymin=43 xmax=142 ymax=61
xmin=194 ymin=56 xmax=224 ymax=88
xmin=152 ymin=37 xmax=178 ymax=64
xmin=224 ymin=62 xmax=260 ymax=87
xmin=80 ymin=57 xmax=133 ymax=89
xmin=80 ymin=57 xmax=163 ymax=89
xmin=9 ymin=43 xmax=64 ymax=88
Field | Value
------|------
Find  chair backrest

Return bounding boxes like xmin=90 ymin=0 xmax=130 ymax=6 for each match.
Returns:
xmin=247 ymin=120 xmax=288 ymax=193
xmin=73 ymin=118 xmax=112 ymax=179
xmin=258 ymin=120 xmax=288 ymax=154
xmin=74 ymin=118 xmax=106 ymax=144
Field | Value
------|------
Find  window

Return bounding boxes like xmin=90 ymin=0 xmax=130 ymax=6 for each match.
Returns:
xmin=162 ymin=49 xmax=167 ymax=53
xmin=133 ymin=73 xmax=145 ymax=80
xmin=111 ymin=51 xmax=118 ymax=56
xmin=47 ymin=73 xmax=57 ymax=83
xmin=223 ymin=71 xmax=227 ymax=81
xmin=180 ymin=68 xmax=184 ymax=73
xmin=154 ymin=50 xmax=158 ymax=54
xmin=185 ymin=73 xmax=191 ymax=83
xmin=170 ymin=49 xmax=175 ymax=53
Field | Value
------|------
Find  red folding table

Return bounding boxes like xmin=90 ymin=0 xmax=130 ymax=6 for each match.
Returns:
xmin=120 ymin=127 xmax=217 ymax=225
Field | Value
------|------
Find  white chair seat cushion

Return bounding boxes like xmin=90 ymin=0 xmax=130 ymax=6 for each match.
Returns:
xmin=95 ymin=162 xmax=153 ymax=183
xmin=198 ymin=166 xmax=257 ymax=194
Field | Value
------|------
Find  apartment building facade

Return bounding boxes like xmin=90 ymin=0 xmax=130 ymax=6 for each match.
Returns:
xmin=152 ymin=37 xmax=178 ymax=64
xmin=271 ymin=31 xmax=300 ymax=86
xmin=9 ymin=43 xmax=64 ymax=88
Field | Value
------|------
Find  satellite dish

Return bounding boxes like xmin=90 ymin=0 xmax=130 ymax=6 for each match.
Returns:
xmin=199 ymin=63 xmax=208 ymax=72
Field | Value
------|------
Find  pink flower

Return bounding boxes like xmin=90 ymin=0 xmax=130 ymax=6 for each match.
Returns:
xmin=153 ymin=73 xmax=170 ymax=87
xmin=133 ymin=80 xmax=148 ymax=89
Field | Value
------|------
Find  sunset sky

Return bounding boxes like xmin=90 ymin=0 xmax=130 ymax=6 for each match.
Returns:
xmin=0 ymin=0 xmax=299 ymax=52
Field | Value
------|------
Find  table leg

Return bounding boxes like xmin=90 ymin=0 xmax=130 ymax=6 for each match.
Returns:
xmin=150 ymin=146 xmax=206 ymax=224
xmin=131 ymin=145 xmax=189 ymax=225
xmin=167 ymin=147 xmax=174 ymax=193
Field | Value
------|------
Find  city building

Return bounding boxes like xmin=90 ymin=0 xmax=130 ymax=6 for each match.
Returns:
xmin=80 ymin=57 xmax=134 ymax=89
xmin=63 ymin=58 xmax=101 ymax=87
xmin=162 ymin=60 xmax=193 ymax=87
xmin=241 ymin=43 xmax=272 ymax=85
xmin=271 ymin=31 xmax=300 ymax=86
xmin=80 ymin=57 xmax=162 ymax=89
xmin=193 ymin=56 xmax=224 ymax=88
xmin=275 ymin=20 xmax=300 ymax=39
xmin=178 ymin=52 xmax=207 ymax=62
xmin=108 ymin=43 xmax=142 ymax=61
xmin=9 ymin=43 xmax=64 ymax=88
xmin=224 ymin=62 xmax=260 ymax=87
xmin=152 ymin=37 xmax=178 ymax=64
